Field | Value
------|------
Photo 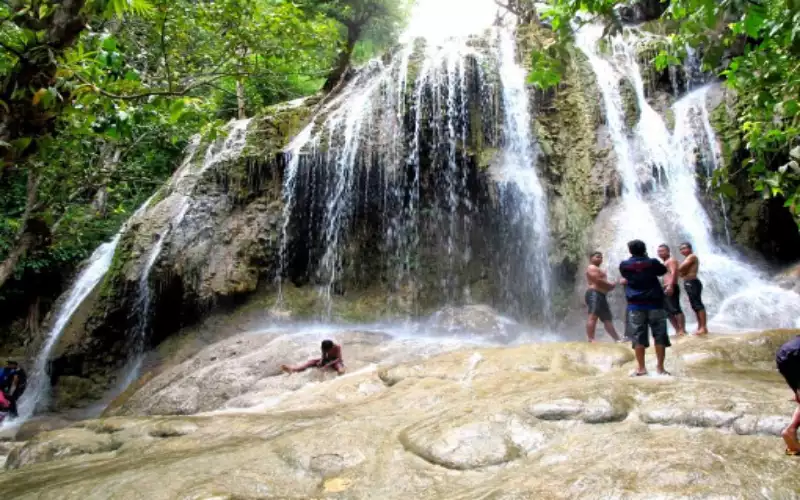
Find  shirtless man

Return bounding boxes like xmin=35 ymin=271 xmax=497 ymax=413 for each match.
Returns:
xmin=657 ymin=244 xmax=687 ymax=336
xmin=678 ymin=242 xmax=708 ymax=335
xmin=281 ymin=340 xmax=345 ymax=375
xmin=585 ymin=251 xmax=621 ymax=342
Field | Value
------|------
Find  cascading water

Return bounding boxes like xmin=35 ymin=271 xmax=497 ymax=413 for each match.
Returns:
xmin=8 ymin=195 xmax=159 ymax=427
xmin=127 ymin=118 xmax=252 ymax=379
xmin=495 ymin=27 xmax=552 ymax=319
xmin=274 ymin=14 xmax=553 ymax=322
xmin=576 ymin=23 xmax=800 ymax=330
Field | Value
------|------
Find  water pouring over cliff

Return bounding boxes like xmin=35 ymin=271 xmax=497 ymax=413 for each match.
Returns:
xmin=576 ymin=24 xmax=800 ymax=330
xmin=275 ymin=10 xmax=553 ymax=322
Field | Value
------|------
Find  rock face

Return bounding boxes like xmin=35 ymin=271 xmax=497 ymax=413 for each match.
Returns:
xmin=1 ymin=329 xmax=799 ymax=499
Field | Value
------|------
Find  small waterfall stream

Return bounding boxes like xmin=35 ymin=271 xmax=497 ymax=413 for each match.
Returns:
xmin=576 ymin=24 xmax=800 ymax=330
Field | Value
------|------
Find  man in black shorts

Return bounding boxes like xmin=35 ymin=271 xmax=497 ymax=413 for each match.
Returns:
xmin=679 ymin=242 xmax=708 ymax=335
xmin=777 ymin=336 xmax=800 ymax=455
xmin=619 ymin=240 xmax=669 ymax=376
xmin=657 ymin=244 xmax=686 ymax=336
xmin=584 ymin=251 xmax=621 ymax=342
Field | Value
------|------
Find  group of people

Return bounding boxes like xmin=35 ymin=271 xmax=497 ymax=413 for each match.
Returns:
xmin=0 ymin=360 xmax=26 ymax=421
xmin=583 ymin=239 xmax=800 ymax=456
xmin=585 ymin=240 xmax=707 ymax=375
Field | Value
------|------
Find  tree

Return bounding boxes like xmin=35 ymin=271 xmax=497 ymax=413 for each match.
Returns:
xmin=301 ymin=0 xmax=409 ymax=91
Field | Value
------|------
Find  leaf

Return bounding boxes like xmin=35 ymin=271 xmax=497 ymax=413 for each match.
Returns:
xmin=790 ymin=146 xmax=800 ymax=161
xmin=32 ymin=88 xmax=48 ymax=106
xmin=718 ymin=183 xmax=737 ymax=198
xmin=101 ymin=37 xmax=117 ymax=52
xmin=743 ymin=9 xmax=766 ymax=38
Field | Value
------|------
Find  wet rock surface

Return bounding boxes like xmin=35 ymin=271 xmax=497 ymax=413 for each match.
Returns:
xmin=1 ymin=329 xmax=799 ymax=499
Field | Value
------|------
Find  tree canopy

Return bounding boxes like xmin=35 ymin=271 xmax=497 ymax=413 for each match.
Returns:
xmin=0 ymin=0 xmax=409 ymax=326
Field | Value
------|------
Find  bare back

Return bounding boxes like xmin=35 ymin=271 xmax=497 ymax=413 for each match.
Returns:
xmin=586 ymin=264 xmax=613 ymax=293
xmin=678 ymin=254 xmax=699 ymax=280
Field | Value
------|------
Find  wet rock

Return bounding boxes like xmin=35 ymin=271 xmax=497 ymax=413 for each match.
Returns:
xmin=527 ymin=397 xmax=628 ymax=424
xmin=5 ymin=427 xmax=120 ymax=470
xmin=14 ymin=416 xmax=75 ymax=441
xmin=640 ymin=408 xmax=742 ymax=428
xmin=426 ymin=305 xmax=524 ymax=343
xmin=732 ymin=415 xmax=789 ymax=436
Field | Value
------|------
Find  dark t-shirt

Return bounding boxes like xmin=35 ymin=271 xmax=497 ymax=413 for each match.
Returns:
xmin=619 ymin=256 xmax=668 ymax=311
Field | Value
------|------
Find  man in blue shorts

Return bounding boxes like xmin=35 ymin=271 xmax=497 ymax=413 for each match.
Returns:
xmin=619 ymin=240 xmax=669 ymax=376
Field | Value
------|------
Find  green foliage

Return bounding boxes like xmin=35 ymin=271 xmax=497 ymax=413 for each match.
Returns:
xmin=0 ymin=0 xmax=407 ymax=319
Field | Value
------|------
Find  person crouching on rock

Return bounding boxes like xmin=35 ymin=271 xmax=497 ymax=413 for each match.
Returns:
xmin=776 ymin=335 xmax=800 ymax=455
xmin=281 ymin=340 xmax=345 ymax=375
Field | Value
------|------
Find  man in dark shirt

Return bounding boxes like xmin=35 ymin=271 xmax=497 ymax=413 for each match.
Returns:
xmin=0 ymin=360 xmax=27 ymax=418
xmin=619 ymin=240 xmax=670 ymax=376
xmin=777 ymin=336 xmax=800 ymax=455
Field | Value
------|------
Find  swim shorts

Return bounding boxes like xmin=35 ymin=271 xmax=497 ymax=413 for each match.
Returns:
xmin=585 ymin=289 xmax=612 ymax=322
xmin=663 ymin=285 xmax=683 ymax=317
xmin=627 ymin=308 xmax=670 ymax=349
xmin=683 ymin=278 xmax=705 ymax=312
xmin=777 ymin=336 xmax=800 ymax=392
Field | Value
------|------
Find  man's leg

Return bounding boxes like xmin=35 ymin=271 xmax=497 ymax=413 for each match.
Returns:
xmin=8 ymin=395 xmax=18 ymax=418
xmin=676 ymin=313 xmax=687 ymax=336
xmin=696 ymin=310 xmax=708 ymax=335
xmin=586 ymin=315 xmax=598 ymax=342
xmin=281 ymin=359 xmax=320 ymax=373
xmin=629 ymin=310 xmax=649 ymax=375
xmin=602 ymin=320 xmax=621 ymax=342
xmin=649 ymin=310 xmax=671 ymax=375
xmin=783 ymin=403 xmax=800 ymax=453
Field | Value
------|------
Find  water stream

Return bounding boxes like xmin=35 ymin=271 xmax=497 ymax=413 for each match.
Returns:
xmin=576 ymin=24 xmax=800 ymax=330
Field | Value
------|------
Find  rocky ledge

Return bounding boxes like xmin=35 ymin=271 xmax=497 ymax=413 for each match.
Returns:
xmin=1 ymin=329 xmax=799 ymax=499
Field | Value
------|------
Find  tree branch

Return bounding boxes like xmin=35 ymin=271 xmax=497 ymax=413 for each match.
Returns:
xmin=160 ymin=9 xmax=172 ymax=92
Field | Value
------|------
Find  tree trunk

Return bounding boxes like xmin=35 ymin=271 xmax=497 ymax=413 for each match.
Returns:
xmin=323 ymin=25 xmax=361 ymax=93
xmin=92 ymin=146 xmax=122 ymax=216
xmin=0 ymin=171 xmax=43 ymax=292
xmin=236 ymin=80 xmax=246 ymax=119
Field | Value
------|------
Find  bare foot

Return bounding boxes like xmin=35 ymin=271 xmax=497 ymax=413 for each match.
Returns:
xmin=280 ymin=364 xmax=292 ymax=374
xmin=676 ymin=331 xmax=686 ymax=337
xmin=630 ymin=370 xmax=648 ymax=377
xmin=783 ymin=427 xmax=800 ymax=454
xmin=695 ymin=328 xmax=709 ymax=336
xmin=657 ymin=369 xmax=671 ymax=376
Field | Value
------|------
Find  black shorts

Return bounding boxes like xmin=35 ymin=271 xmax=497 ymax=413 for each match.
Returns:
xmin=663 ymin=286 xmax=683 ymax=317
xmin=627 ymin=308 xmax=670 ymax=349
xmin=684 ymin=279 xmax=705 ymax=312
xmin=777 ymin=336 xmax=800 ymax=392
xmin=585 ymin=289 xmax=612 ymax=322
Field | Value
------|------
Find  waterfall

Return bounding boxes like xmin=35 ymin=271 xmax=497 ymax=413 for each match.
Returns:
xmin=576 ymin=24 xmax=800 ymax=330
xmin=273 ymin=15 xmax=554 ymax=322
xmin=9 ymin=195 xmax=157 ymax=427
xmin=495 ymin=28 xmax=552 ymax=319
xmin=127 ymin=118 xmax=252 ymax=376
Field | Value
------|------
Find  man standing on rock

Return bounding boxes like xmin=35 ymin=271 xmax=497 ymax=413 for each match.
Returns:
xmin=657 ymin=244 xmax=687 ymax=336
xmin=619 ymin=240 xmax=670 ymax=376
xmin=584 ymin=251 xmax=622 ymax=343
xmin=678 ymin=242 xmax=709 ymax=335
xmin=776 ymin=335 xmax=800 ymax=455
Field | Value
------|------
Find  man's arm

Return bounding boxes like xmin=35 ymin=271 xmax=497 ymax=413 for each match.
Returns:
xmin=652 ymin=259 xmax=668 ymax=276
xmin=588 ymin=266 xmax=615 ymax=289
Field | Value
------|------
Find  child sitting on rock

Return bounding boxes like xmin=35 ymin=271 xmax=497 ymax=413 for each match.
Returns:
xmin=281 ymin=340 xmax=345 ymax=375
